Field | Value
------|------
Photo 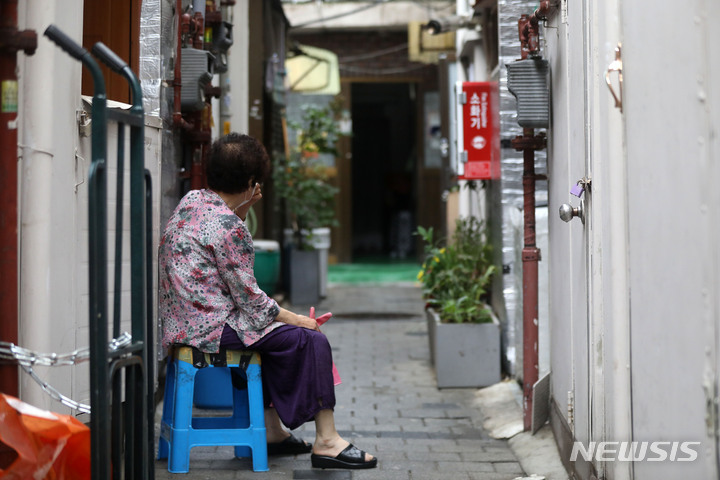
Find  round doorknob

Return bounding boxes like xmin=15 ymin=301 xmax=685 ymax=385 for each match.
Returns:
xmin=559 ymin=199 xmax=585 ymax=224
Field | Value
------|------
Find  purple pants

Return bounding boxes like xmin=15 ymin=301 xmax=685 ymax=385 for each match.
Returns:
xmin=220 ymin=324 xmax=336 ymax=430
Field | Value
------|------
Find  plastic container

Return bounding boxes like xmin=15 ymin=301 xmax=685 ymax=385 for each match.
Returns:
xmin=253 ymin=239 xmax=280 ymax=296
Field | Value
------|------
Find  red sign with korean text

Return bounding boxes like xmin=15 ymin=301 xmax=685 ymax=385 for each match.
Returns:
xmin=458 ymin=82 xmax=500 ymax=180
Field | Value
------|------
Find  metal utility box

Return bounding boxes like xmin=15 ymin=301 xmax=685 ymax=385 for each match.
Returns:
xmin=506 ymin=58 xmax=550 ymax=128
xmin=181 ymin=48 xmax=214 ymax=111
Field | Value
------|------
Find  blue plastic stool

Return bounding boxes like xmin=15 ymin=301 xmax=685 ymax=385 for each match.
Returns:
xmin=157 ymin=346 xmax=268 ymax=473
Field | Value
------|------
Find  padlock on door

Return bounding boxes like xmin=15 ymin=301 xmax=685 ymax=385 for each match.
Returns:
xmin=560 ymin=178 xmax=589 ymax=224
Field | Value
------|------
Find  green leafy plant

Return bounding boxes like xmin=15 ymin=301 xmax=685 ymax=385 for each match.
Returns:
xmin=291 ymin=103 xmax=342 ymax=156
xmin=416 ymin=217 xmax=496 ymax=323
xmin=273 ymin=103 xmax=342 ymax=250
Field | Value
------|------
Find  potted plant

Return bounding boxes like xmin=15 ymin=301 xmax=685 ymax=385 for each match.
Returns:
xmin=416 ymin=217 xmax=500 ymax=388
xmin=274 ymin=103 xmax=341 ymax=304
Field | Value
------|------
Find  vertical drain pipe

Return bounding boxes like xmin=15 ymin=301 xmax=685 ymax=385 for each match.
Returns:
xmin=173 ymin=0 xmax=190 ymax=130
xmin=0 ymin=0 xmax=36 ymax=398
xmin=521 ymin=124 xmax=539 ymax=433
xmin=509 ymin=8 xmax=552 ymax=431
xmin=514 ymin=128 xmax=545 ymax=431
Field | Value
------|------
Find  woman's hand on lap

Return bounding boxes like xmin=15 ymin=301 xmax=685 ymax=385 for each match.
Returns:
xmin=276 ymin=307 xmax=320 ymax=331
xmin=296 ymin=315 xmax=320 ymax=331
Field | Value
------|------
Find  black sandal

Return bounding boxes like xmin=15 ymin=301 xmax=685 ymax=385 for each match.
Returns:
xmin=267 ymin=433 xmax=312 ymax=455
xmin=311 ymin=444 xmax=378 ymax=469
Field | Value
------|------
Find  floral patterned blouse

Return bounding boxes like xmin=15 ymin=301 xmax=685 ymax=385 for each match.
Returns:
xmin=159 ymin=189 xmax=282 ymax=353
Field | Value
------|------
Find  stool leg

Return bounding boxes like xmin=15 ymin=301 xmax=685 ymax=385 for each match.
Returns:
xmin=246 ymin=362 xmax=268 ymax=472
xmin=157 ymin=358 xmax=176 ymax=460
xmin=232 ymin=367 xmax=252 ymax=458
xmin=167 ymin=361 xmax=196 ymax=473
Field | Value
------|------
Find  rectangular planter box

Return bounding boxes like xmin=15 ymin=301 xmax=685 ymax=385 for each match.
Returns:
xmin=426 ymin=308 xmax=501 ymax=388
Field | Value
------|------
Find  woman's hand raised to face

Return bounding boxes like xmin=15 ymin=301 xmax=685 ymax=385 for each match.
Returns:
xmin=235 ymin=183 xmax=263 ymax=221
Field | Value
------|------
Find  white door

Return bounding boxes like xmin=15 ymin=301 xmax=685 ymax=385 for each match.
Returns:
xmin=550 ymin=1 xmax=631 ymax=479
xmin=546 ymin=0 xmax=593 ymax=456
xmin=620 ymin=0 xmax=720 ymax=478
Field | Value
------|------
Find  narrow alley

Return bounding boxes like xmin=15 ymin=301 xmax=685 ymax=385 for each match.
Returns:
xmin=155 ymin=284 xmax=527 ymax=480
xmin=2 ymin=1 xmax=719 ymax=479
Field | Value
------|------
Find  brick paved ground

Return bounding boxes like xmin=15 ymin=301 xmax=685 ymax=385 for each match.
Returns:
xmin=155 ymin=284 xmax=525 ymax=480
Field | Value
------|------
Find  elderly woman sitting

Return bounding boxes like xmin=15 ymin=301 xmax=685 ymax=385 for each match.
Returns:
xmin=158 ymin=133 xmax=376 ymax=470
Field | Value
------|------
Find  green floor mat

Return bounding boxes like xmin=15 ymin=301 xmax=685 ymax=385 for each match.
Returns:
xmin=328 ymin=262 xmax=421 ymax=284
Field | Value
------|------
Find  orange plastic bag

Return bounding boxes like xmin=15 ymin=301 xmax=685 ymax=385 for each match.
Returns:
xmin=0 ymin=393 xmax=90 ymax=479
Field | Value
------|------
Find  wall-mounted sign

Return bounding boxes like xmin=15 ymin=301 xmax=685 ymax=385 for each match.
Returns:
xmin=456 ymin=81 xmax=500 ymax=180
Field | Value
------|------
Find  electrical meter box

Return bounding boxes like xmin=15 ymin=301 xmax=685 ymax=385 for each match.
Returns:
xmin=180 ymin=48 xmax=214 ymax=112
xmin=506 ymin=57 xmax=550 ymax=128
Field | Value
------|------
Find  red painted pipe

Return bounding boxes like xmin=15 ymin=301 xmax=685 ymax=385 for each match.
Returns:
xmin=173 ymin=1 xmax=190 ymax=129
xmin=512 ymin=128 xmax=546 ymax=431
xmin=518 ymin=14 xmax=538 ymax=59
xmin=174 ymin=0 xmax=212 ymax=190
xmin=0 ymin=0 xmax=20 ymax=399
xmin=192 ymin=12 xmax=204 ymax=50
xmin=516 ymin=2 xmax=555 ymax=432
xmin=0 ymin=0 xmax=36 ymax=398
xmin=521 ymin=130 xmax=540 ymax=431
xmin=519 ymin=2 xmax=558 ymax=59
xmin=535 ymin=0 xmax=554 ymax=18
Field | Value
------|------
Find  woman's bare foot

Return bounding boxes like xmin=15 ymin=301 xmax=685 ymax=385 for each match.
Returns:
xmin=265 ymin=408 xmax=291 ymax=444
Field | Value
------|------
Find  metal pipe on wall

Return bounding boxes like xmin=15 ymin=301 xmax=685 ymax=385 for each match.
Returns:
xmin=0 ymin=0 xmax=21 ymax=399
xmin=512 ymin=128 xmax=546 ymax=431
xmin=174 ymin=0 xmax=216 ymax=191
xmin=173 ymin=0 xmax=190 ymax=129
xmin=19 ymin=1 xmax=86 ymax=415
xmin=497 ymin=0 xmax=551 ymax=379
xmin=521 ymin=135 xmax=540 ymax=432
xmin=514 ymin=4 xmax=554 ymax=431
xmin=192 ymin=0 xmax=206 ymax=20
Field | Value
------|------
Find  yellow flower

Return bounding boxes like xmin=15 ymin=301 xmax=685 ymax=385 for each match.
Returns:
xmin=432 ymin=256 xmax=439 ymax=263
xmin=439 ymin=248 xmax=446 ymax=254
xmin=417 ymin=270 xmax=424 ymax=280
xmin=302 ymin=141 xmax=319 ymax=152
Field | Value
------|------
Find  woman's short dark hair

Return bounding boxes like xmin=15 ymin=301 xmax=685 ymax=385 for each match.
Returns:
xmin=206 ymin=133 xmax=270 ymax=193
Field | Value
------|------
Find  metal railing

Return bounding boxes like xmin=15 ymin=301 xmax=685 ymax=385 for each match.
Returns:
xmin=44 ymin=25 xmax=155 ymax=480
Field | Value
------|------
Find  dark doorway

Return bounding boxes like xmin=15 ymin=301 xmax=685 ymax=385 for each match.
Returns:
xmin=351 ymin=83 xmax=417 ymax=260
